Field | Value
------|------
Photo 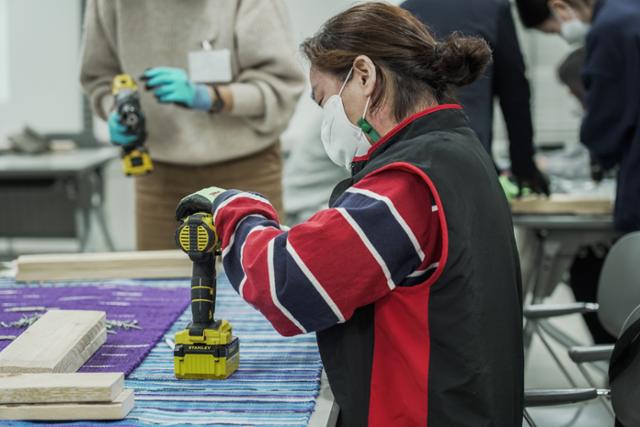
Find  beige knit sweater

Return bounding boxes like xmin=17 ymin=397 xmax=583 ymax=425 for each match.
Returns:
xmin=80 ymin=0 xmax=305 ymax=165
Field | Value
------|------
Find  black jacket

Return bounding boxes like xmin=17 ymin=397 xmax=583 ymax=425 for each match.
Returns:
xmin=401 ymin=0 xmax=537 ymax=178
xmin=582 ymin=0 xmax=640 ymax=231
xmin=319 ymin=105 xmax=524 ymax=426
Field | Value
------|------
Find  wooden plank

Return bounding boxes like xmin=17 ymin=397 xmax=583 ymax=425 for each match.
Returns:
xmin=0 ymin=310 xmax=106 ymax=373
xmin=0 ymin=373 xmax=123 ymax=404
xmin=16 ymin=249 xmax=191 ymax=282
xmin=510 ymin=194 xmax=613 ymax=215
xmin=0 ymin=388 xmax=134 ymax=421
xmin=75 ymin=327 xmax=108 ymax=372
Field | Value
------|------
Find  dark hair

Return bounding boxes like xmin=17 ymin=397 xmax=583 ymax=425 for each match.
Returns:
xmin=515 ymin=0 xmax=552 ymax=28
xmin=515 ymin=0 xmax=593 ymax=28
xmin=557 ymin=47 xmax=586 ymax=103
xmin=301 ymin=2 xmax=492 ymax=121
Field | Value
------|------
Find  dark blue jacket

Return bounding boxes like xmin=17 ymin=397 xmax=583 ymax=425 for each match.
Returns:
xmin=402 ymin=0 xmax=537 ymax=177
xmin=582 ymin=0 xmax=640 ymax=231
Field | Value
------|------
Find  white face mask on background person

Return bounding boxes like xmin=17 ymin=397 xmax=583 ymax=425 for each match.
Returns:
xmin=557 ymin=8 xmax=591 ymax=45
xmin=320 ymin=68 xmax=374 ymax=171
xmin=560 ymin=19 xmax=590 ymax=45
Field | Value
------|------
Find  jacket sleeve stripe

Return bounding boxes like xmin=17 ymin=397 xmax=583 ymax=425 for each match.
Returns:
xmin=221 ymin=214 xmax=267 ymax=258
xmin=285 ymin=240 xmax=346 ymax=324
xmin=234 ymin=226 xmax=303 ymax=336
xmin=336 ymin=192 xmax=423 ymax=286
xmin=403 ymin=261 xmax=441 ymax=287
xmin=213 ymin=191 xmax=275 ymax=227
xmin=267 ymin=239 xmax=307 ymax=334
xmin=407 ymin=261 xmax=440 ymax=278
xmin=220 ymin=215 xmax=278 ymax=293
xmin=237 ymin=225 xmax=270 ymax=299
xmin=336 ymin=207 xmax=396 ymax=291
xmin=286 ymin=209 xmax=395 ymax=321
xmin=265 ymin=234 xmax=343 ymax=332
xmin=346 ymin=187 xmax=425 ymax=262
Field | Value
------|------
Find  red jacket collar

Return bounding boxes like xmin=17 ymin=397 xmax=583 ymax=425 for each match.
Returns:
xmin=352 ymin=104 xmax=463 ymax=163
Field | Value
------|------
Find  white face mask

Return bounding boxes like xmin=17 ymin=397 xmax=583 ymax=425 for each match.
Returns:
xmin=557 ymin=8 xmax=590 ymax=45
xmin=320 ymin=68 xmax=373 ymax=171
xmin=561 ymin=19 xmax=590 ymax=44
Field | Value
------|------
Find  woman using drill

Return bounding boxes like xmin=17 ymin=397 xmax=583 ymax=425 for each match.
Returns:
xmin=177 ymin=3 xmax=524 ymax=426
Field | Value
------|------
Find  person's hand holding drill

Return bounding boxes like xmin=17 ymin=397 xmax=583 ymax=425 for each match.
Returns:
xmin=108 ymin=75 xmax=147 ymax=148
xmin=108 ymin=111 xmax=141 ymax=146
xmin=176 ymin=186 xmax=228 ymax=221
xmin=142 ymin=67 xmax=214 ymax=111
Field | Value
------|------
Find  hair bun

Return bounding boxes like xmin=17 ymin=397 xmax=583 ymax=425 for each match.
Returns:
xmin=430 ymin=33 xmax=492 ymax=89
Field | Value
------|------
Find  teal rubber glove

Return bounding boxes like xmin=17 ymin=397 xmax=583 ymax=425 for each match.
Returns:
xmin=108 ymin=111 xmax=139 ymax=146
xmin=175 ymin=186 xmax=228 ymax=221
xmin=141 ymin=67 xmax=212 ymax=111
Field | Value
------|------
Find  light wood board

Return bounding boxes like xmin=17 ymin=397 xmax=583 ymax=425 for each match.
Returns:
xmin=0 ymin=388 xmax=134 ymax=420
xmin=0 ymin=310 xmax=106 ymax=373
xmin=510 ymin=194 xmax=613 ymax=215
xmin=16 ymin=250 xmax=191 ymax=282
xmin=0 ymin=373 xmax=124 ymax=404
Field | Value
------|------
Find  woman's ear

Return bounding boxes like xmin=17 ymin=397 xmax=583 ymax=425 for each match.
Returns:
xmin=549 ymin=0 xmax=591 ymax=22
xmin=352 ymin=55 xmax=377 ymax=98
xmin=548 ymin=0 xmax=574 ymax=22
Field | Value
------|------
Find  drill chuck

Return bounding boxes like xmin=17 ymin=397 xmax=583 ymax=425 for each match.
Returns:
xmin=114 ymin=90 xmax=146 ymax=146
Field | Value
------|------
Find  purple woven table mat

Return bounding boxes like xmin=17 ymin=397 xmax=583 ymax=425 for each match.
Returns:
xmin=0 ymin=282 xmax=190 ymax=375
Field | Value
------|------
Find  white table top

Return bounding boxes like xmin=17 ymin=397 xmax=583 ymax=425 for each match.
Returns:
xmin=0 ymin=147 xmax=118 ymax=178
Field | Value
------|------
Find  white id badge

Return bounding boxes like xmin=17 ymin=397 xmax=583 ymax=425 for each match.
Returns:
xmin=188 ymin=49 xmax=232 ymax=83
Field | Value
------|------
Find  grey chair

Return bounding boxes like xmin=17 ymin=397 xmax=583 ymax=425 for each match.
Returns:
xmin=524 ymin=302 xmax=640 ymax=427
xmin=522 ymin=232 xmax=640 ymax=423
xmin=523 ymin=388 xmax=603 ymax=427
xmin=524 ymin=231 xmax=640 ymax=371
xmin=565 ymin=232 xmax=640 ymax=390
xmin=594 ymin=231 xmax=640 ymax=338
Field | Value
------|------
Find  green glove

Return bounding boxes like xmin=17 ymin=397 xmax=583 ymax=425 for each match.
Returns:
xmin=175 ymin=186 xmax=227 ymax=221
xmin=499 ymin=175 xmax=532 ymax=201
xmin=514 ymin=166 xmax=550 ymax=197
xmin=142 ymin=67 xmax=212 ymax=111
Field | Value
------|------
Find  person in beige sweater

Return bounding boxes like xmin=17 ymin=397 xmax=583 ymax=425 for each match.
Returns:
xmin=80 ymin=0 xmax=305 ymax=250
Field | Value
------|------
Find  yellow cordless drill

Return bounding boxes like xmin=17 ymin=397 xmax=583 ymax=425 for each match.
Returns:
xmin=174 ymin=212 xmax=239 ymax=380
xmin=111 ymin=74 xmax=153 ymax=176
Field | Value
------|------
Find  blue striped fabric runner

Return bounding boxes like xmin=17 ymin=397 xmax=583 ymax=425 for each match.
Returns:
xmin=1 ymin=275 xmax=323 ymax=426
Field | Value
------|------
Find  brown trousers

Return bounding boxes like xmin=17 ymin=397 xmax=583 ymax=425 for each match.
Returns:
xmin=135 ymin=143 xmax=283 ymax=250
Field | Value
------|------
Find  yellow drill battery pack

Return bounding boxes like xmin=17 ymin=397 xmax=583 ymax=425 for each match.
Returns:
xmin=174 ymin=320 xmax=239 ymax=380
xmin=122 ymin=148 xmax=153 ymax=176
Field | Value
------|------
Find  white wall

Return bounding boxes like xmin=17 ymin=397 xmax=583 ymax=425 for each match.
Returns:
xmin=0 ymin=0 xmax=82 ymax=147
xmin=284 ymin=0 xmax=350 ymax=45
xmin=0 ymin=0 xmax=9 ymax=105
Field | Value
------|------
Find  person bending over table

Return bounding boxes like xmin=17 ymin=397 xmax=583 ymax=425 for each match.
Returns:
xmin=176 ymin=3 xmax=524 ymax=426
xmin=517 ymin=0 xmax=640 ymax=343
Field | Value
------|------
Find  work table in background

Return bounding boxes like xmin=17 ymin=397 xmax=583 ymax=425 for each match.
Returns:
xmin=0 ymin=147 xmax=118 ymax=254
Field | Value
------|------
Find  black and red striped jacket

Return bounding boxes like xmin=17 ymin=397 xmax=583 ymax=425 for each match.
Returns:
xmin=212 ymin=104 xmax=524 ymax=426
